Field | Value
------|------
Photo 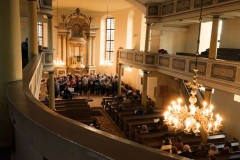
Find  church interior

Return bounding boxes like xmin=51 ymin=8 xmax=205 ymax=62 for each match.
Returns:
xmin=1 ymin=0 xmax=240 ymax=159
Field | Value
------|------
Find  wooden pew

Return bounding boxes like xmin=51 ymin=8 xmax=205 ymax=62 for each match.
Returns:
xmin=128 ymin=119 xmax=163 ymax=140
xmin=231 ymin=140 xmax=240 ymax=152
xmin=112 ymin=106 xmax=140 ymax=120
xmin=138 ymin=132 xmax=202 ymax=149
xmin=207 ymin=133 xmax=226 ymax=145
xmin=109 ymin=103 xmax=140 ymax=117
xmin=101 ymin=97 xmax=117 ymax=109
xmin=120 ymin=113 xmax=162 ymax=131
xmin=127 ymin=119 xmax=158 ymax=139
xmin=55 ymin=107 xmax=92 ymax=120
xmin=55 ymin=103 xmax=90 ymax=110
xmin=42 ymin=99 xmax=87 ymax=105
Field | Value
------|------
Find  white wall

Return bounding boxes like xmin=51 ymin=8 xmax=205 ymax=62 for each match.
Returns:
xmin=185 ymin=24 xmax=199 ymax=53
xmin=20 ymin=17 xmax=28 ymax=43
xmin=212 ymin=89 xmax=240 ymax=140
xmin=220 ymin=18 xmax=240 ymax=48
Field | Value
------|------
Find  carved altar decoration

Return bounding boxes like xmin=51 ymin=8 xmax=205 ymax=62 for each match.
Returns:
xmin=55 ymin=8 xmax=99 ymax=74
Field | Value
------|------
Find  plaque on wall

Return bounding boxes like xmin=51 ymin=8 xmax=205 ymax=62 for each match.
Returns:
xmin=211 ymin=64 xmax=237 ymax=82
xmin=147 ymin=5 xmax=159 ymax=16
xmin=176 ymin=0 xmax=191 ymax=12
xmin=162 ymin=2 xmax=174 ymax=15
xmin=189 ymin=61 xmax=207 ymax=75
xmin=159 ymin=56 xmax=170 ymax=67
xmin=172 ymin=58 xmax=186 ymax=71
xmin=145 ymin=55 xmax=155 ymax=65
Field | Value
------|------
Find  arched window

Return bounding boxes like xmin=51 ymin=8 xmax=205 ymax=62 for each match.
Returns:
xmin=126 ymin=11 xmax=134 ymax=49
xmin=37 ymin=22 xmax=43 ymax=46
xmin=105 ymin=18 xmax=115 ymax=62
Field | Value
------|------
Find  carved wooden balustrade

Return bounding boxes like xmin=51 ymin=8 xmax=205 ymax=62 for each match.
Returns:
xmin=119 ymin=49 xmax=240 ymax=95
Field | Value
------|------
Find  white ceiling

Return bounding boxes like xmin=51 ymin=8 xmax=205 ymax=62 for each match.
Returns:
xmin=52 ymin=0 xmax=134 ymax=13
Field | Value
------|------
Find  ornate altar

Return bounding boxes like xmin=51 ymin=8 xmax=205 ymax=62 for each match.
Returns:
xmin=55 ymin=8 xmax=98 ymax=74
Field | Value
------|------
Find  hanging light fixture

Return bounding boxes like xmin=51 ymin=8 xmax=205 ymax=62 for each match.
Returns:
xmin=54 ymin=0 xmax=65 ymax=67
xmin=163 ymin=0 xmax=222 ymax=136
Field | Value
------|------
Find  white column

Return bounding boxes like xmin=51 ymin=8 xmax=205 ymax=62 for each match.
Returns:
xmin=47 ymin=15 xmax=53 ymax=49
xmin=61 ymin=35 xmax=63 ymax=61
xmin=63 ymin=35 xmax=66 ymax=64
xmin=141 ymin=70 xmax=148 ymax=107
xmin=57 ymin=35 xmax=61 ymax=58
xmin=117 ymin=64 xmax=122 ymax=95
xmin=87 ymin=36 xmax=92 ymax=66
xmin=91 ymin=36 xmax=96 ymax=66
xmin=48 ymin=71 xmax=55 ymax=110
xmin=209 ymin=16 xmax=220 ymax=59
xmin=0 ymin=0 xmax=22 ymax=147
xmin=66 ymin=33 xmax=70 ymax=67
xmin=144 ymin=23 xmax=151 ymax=52
xmin=28 ymin=0 xmax=38 ymax=60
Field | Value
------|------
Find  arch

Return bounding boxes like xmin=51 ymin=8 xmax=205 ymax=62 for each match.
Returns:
xmin=126 ymin=11 xmax=135 ymax=49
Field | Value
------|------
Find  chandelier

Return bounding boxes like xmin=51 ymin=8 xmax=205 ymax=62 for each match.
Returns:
xmin=163 ymin=0 xmax=222 ymax=136
xmin=53 ymin=58 xmax=65 ymax=67
xmin=163 ymin=69 xmax=222 ymax=136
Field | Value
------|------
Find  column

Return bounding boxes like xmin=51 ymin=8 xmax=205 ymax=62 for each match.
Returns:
xmin=87 ymin=36 xmax=92 ymax=66
xmin=209 ymin=16 xmax=220 ymax=59
xmin=48 ymin=71 xmax=55 ymax=110
xmin=66 ymin=33 xmax=70 ymax=67
xmin=144 ymin=23 xmax=151 ymax=52
xmin=91 ymin=36 xmax=96 ymax=66
xmin=63 ymin=35 xmax=66 ymax=64
xmin=117 ymin=64 xmax=123 ymax=96
xmin=61 ymin=35 xmax=63 ymax=61
xmin=0 ymin=0 xmax=22 ymax=147
xmin=28 ymin=0 xmax=38 ymax=60
xmin=47 ymin=15 xmax=53 ymax=49
xmin=141 ymin=70 xmax=148 ymax=107
xmin=204 ymin=88 xmax=213 ymax=105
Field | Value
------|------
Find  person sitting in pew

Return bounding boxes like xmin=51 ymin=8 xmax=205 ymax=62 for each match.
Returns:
xmin=90 ymin=119 xmax=100 ymax=129
xmin=62 ymin=86 xmax=72 ymax=100
xmin=221 ymin=141 xmax=233 ymax=155
xmin=171 ymin=146 xmax=178 ymax=154
xmin=146 ymin=105 xmax=154 ymax=114
xmin=208 ymin=144 xmax=219 ymax=156
xmin=160 ymin=137 xmax=172 ymax=153
xmin=139 ymin=125 xmax=149 ymax=134
xmin=134 ymin=106 xmax=144 ymax=115
xmin=178 ymin=144 xmax=192 ymax=158
xmin=208 ymin=155 xmax=217 ymax=160
xmin=116 ymin=104 xmax=124 ymax=112
xmin=173 ymin=136 xmax=183 ymax=152
xmin=194 ymin=143 xmax=208 ymax=158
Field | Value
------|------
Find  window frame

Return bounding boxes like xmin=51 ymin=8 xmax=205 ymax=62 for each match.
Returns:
xmin=105 ymin=18 xmax=115 ymax=62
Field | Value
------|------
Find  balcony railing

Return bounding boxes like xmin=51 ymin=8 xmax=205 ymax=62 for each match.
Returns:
xmin=119 ymin=49 xmax=240 ymax=95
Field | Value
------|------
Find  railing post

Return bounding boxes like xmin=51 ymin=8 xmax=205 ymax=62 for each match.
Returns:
xmin=117 ymin=63 xmax=123 ymax=96
xmin=141 ymin=70 xmax=148 ymax=107
xmin=48 ymin=71 xmax=55 ymax=110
